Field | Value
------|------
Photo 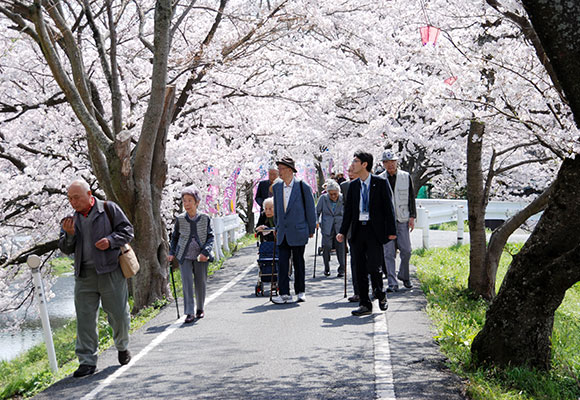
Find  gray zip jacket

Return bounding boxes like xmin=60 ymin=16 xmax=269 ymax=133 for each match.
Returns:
xmin=58 ymin=199 xmax=134 ymax=276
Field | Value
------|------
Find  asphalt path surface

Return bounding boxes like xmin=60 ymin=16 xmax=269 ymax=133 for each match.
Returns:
xmin=34 ymin=229 xmax=530 ymax=400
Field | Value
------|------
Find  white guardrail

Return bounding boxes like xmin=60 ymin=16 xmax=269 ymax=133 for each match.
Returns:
xmin=211 ymin=214 xmax=245 ymax=260
xmin=415 ymin=199 xmax=542 ymax=249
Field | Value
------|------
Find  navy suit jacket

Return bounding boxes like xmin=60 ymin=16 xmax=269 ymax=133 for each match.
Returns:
xmin=273 ymin=179 xmax=317 ymax=246
xmin=339 ymin=175 xmax=396 ymax=244
xmin=255 ymin=179 xmax=272 ymax=210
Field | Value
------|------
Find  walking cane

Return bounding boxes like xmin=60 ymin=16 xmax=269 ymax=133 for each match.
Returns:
xmin=313 ymin=224 xmax=319 ymax=278
xmin=344 ymin=240 xmax=348 ymax=298
xmin=169 ymin=260 xmax=180 ymax=319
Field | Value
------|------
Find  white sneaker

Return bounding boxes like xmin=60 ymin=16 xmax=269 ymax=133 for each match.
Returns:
xmin=297 ymin=292 xmax=306 ymax=302
xmin=272 ymin=294 xmax=293 ymax=304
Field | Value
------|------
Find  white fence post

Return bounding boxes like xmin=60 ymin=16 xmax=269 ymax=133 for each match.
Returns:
xmin=212 ymin=214 xmax=244 ymax=259
xmin=223 ymin=229 xmax=230 ymax=253
xmin=212 ymin=217 xmax=225 ymax=261
xmin=456 ymin=205 xmax=464 ymax=245
xmin=417 ymin=207 xmax=430 ymax=249
xmin=27 ymin=255 xmax=58 ymax=374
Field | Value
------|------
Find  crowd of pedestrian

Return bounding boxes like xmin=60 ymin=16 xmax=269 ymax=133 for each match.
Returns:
xmin=254 ymin=150 xmax=416 ymax=316
xmin=58 ymin=148 xmax=415 ymax=378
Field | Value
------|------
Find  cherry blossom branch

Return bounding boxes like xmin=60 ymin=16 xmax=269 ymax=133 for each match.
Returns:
xmin=0 ymin=91 xmax=66 ymax=114
xmin=485 ymin=0 xmax=566 ymax=103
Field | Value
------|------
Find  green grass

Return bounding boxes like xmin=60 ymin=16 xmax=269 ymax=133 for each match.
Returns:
xmin=0 ymin=234 xmax=255 ymax=399
xmin=412 ymin=245 xmax=580 ymax=400
xmin=429 ymin=220 xmax=471 ymax=232
xmin=429 ymin=220 xmax=495 ymax=234
xmin=48 ymin=257 xmax=74 ymax=276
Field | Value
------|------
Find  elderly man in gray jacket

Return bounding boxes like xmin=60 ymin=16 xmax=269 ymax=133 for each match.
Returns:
xmin=379 ymin=151 xmax=416 ymax=292
xmin=316 ymin=180 xmax=346 ymax=277
xmin=59 ymin=179 xmax=134 ymax=378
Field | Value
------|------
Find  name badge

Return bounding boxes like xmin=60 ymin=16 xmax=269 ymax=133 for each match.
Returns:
xmin=359 ymin=212 xmax=369 ymax=221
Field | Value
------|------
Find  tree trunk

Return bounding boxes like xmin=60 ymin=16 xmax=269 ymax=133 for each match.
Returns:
xmin=472 ymin=0 xmax=580 ymax=369
xmin=472 ymin=157 xmax=580 ymax=368
xmin=314 ymin=156 xmax=325 ymax=193
xmin=520 ymin=0 xmax=580 ymax=127
xmin=483 ymin=183 xmax=553 ymax=295
xmin=243 ymin=181 xmax=256 ymax=234
xmin=466 ymin=120 xmax=491 ymax=299
xmin=130 ymin=85 xmax=174 ymax=311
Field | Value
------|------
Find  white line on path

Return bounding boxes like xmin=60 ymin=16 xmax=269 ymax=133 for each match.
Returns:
xmin=81 ymin=262 xmax=257 ymax=400
xmin=375 ymin=311 xmax=397 ymax=400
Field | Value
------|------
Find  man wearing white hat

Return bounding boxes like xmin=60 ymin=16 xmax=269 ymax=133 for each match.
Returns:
xmin=379 ymin=150 xmax=416 ymax=292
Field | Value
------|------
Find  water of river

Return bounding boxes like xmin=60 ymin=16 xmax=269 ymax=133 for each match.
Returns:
xmin=0 ymin=274 xmax=76 ymax=362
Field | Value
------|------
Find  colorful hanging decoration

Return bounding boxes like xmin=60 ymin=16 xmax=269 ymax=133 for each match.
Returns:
xmin=444 ymin=76 xmax=458 ymax=85
xmin=420 ymin=26 xmax=440 ymax=46
xmin=223 ymin=167 xmax=241 ymax=215
xmin=205 ymin=165 xmax=220 ymax=215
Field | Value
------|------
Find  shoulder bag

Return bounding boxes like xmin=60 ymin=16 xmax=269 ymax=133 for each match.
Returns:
xmin=104 ymin=201 xmax=140 ymax=278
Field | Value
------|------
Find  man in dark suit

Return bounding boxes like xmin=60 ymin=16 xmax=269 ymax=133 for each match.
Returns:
xmin=337 ymin=151 xmax=397 ymax=316
xmin=255 ymin=165 xmax=279 ymax=211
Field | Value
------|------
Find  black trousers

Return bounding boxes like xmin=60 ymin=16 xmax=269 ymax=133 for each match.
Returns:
xmin=278 ymin=238 xmax=306 ymax=296
xmin=352 ymin=223 xmax=386 ymax=309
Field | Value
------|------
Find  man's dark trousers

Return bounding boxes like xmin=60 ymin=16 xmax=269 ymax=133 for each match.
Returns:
xmin=278 ymin=238 xmax=306 ymax=295
xmin=353 ymin=222 xmax=386 ymax=309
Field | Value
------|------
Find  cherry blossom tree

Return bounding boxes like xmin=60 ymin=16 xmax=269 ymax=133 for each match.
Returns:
xmin=1 ymin=0 xmax=577 ymax=323
xmin=472 ymin=0 xmax=580 ymax=370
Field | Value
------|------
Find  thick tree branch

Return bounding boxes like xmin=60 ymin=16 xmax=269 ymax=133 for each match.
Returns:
xmin=494 ymin=157 xmax=552 ymax=175
xmin=485 ymin=0 xmax=566 ymax=103
xmin=170 ymin=0 xmax=198 ymax=39
xmin=172 ymin=0 xmax=228 ymax=122
xmin=106 ymin=0 xmax=122 ymax=135
xmin=133 ymin=0 xmax=154 ymax=52
xmin=16 ymin=143 xmax=68 ymax=161
xmin=0 ymin=92 xmax=66 ymax=123
xmin=31 ymin=1 xmax=112 ymax=152
xmin=0 ymin=240 xmax=58 ymax=269
xmin=0 ymin=144 xmax=26 ymax=171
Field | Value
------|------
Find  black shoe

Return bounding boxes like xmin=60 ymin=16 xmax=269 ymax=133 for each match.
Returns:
xmin=402 ymin=280 xmax=413 ymax=289
xmin=379 ymin=297 xmax=388 ymax=311
xmin=386 ymin=285 xmax=399 ymax=293
xmin=337 ymin=272 xmax=344 ymax=278
xmin=351 ymin=306 xmax=372 ymax=316
xmin=73 ymin=364 xmax=96 ymax=378
xmin=118 ymin=350 xmax=131 ymax=365
xmin=348 ymin=295 xmax=359 ymax=303
xmin=184 ymin=314 xmax=195 ymax=323
xmin=324 ymin=270 xmax=330 ymax=276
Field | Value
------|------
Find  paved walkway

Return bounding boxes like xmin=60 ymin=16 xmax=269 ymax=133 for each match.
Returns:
xmin=33 ymin=229 xmax=528 ymax=400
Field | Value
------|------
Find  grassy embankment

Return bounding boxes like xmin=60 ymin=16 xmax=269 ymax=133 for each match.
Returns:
xmin=0 ymin=233 xmax=256 ymax=399
xmin=413 ymin=243 xmax=580 ymax=400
